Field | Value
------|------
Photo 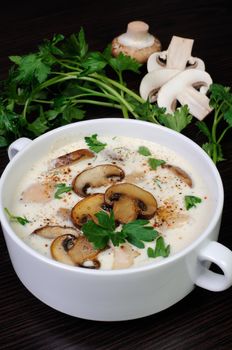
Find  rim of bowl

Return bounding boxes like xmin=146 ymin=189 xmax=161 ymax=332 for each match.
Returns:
xmin=0 ymin=118 xmax=224 ymax=276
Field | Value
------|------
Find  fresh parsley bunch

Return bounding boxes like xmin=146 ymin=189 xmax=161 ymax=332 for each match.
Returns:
xmin=0 ymin=28 xmax=191 ymax=147
xmin=197 ymin=84 xmax=232 ymax=164
xmin=82 ymin=210 xmax=159 ymax=249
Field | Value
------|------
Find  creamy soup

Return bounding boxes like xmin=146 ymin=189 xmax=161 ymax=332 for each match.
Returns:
xmin=9 ymin=135 xmax=212 ymax=270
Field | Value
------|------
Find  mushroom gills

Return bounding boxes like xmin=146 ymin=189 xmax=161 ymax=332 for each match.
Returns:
xmin=72 ymin=164 xmax=125 ymax=197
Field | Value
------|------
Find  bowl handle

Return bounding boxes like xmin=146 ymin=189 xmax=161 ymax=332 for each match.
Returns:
xmin=8 ymin=137 xmax=32 ymax=161
xmin=195 ymin=241 xmax=232 ymax=291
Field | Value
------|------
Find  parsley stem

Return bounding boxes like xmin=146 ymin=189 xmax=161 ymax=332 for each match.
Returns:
xmin=94 ymin=73 xmax=145 ymax=104
xmin=33 ymin=99 xmax=52 ymax=104
xmin=72 ymin=99 xmax=122 ymax=109
xmin=22 ymin=98 xmax=30 ymax=120
xmin=118 ymin=71 xmax=129 ymax=119
xmin=217 ymin=125 xmax=232 ymax=144
xmin=77 ymin=76 xmax=138 ymax=115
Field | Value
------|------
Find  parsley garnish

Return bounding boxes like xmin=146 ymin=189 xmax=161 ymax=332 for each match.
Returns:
xmin=82 ymin=211 xmax=158 ymax=249
xmin=157 ymin=105 xmax=192 ymax=133
xmin=147 ymin=236 xmax=170 ymax=258
xmin=4 ymin=207 xmax=30 ymax=226
xmin=138 ymin=146 xmax=151 ymax=156
xmin=54 ymin=183 xmax=72 ymax=199
xmin=148 ymin=158 xmax=166 ymax=170
xmin=184 ymin=195 xmax=202 ymax=210
xmin=85 ymin=134 xmax=106 ymax=153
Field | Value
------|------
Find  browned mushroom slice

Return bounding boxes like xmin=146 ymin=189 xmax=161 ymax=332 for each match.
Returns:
xmin=51 ymin=234 xmax=77 ymax=265
xmin=113 ymin=196 xmax=138 ymax=224
xmin=105 ymin=183 xmax=157 ymax=219
xmin=32 ymin=225 xmax=80 ymax=239
xmin=73 ymin=164 xmax=125 ymax=197
xmin=162 ymin=164 xmax=192 ymax=187
xmin=67 ymin=236 xmax=100 ymax=268
xmin=71 ymin=193 xmax=105 ymax=227
xmin=51 ymin=149 xmax=94 ymax=168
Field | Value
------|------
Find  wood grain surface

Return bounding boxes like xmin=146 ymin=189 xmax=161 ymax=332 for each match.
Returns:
xmin=1 ymin=1 xmax=232 ymax=349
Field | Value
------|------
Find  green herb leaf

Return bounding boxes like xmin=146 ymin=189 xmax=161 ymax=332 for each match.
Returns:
xmin=85 ymin=134 xmax=106 ymax=153
xmin=121 ymin=220 xmax=158 ymax=249
xmin=148 ymin=157 xmax=166 ymax=170
xmin=95 ymin=210 xmax=115 ymax=231
xmin=138 ymin=146 xmax=151 ymax=156
xmin=196 ymin=121 xmax=212 ymax=141
xmin=4 ymin=207 xmax=30 ymax=225
xmin=157 ymin=105 xmax=192 ymax=132
xmin=109 ymin=52 xmax=141 ymax=74
xmin=82 ymin=51 xmax=107 ymax=74
xmin=82 ymin=220 xmax=111 ymax=249
xmin=82 ymin=211 xmax=158 ymax=250
xmin=184 ymin=195 xmax=202 ymax=210
xmin=13 ymin=53 xmax=51 ymax=84
xmin=54 ymin=183 xmax=72 ymax=199
xmin=147 ymin=236 xmax=170 ymax=258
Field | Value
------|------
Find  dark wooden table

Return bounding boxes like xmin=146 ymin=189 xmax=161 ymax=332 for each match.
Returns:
xmin=1 ymin=1 xmax=232 ymax=349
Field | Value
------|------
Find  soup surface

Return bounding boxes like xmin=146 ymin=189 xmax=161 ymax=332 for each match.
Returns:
xmin=10 ymin=135 xmax=212 ymax=270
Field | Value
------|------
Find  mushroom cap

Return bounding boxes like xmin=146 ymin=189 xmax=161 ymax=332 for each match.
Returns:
xmin=71 ymin=193 xmax=105 ymax=227
xmin=72 ymin=164 xmax=125 ymax=197
xmin=51 ymin=234 xmax=77 ymax=266
xmin=32 ymin=225 xmax=80 ymax=239
xmin=105 ymin=183 xmax=157 ymax=219
xmin=51 ymin=148 xmax=94 ymax=168
xmin=111 ymin=21 xmax=161 ymax=63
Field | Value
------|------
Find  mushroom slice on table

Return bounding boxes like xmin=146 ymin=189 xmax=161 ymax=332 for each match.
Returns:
xmin=51 ymin=149 xmax=94 ymax=168
xmin=162 ymin=164 xmax=193 ymax=187
xmin=73 ymin=164 xmax=125 ymax=197
xmin=147 ymin=36 xmax=205 ymax=72
xmin=105 ymin=183 xmax=157 ymax=220
xmin=51 ymin=234 xmax=77 ymax=265
xmin=71 ymin=193 xmax=105 ymax=227
xmin=113 ymin=243 xmax=140 ymax=270
xmin=157 ymin=69 xmax=213 ymax=120
xmin=111 ymin=21 xmax=161 ymax=63
xmin=32 ymin=225 xmax=80 ymax=239
xmin=139 ymin=69 xmax=180 ymax=102
xmin=67 ymin=236 xmax=101 ymax=268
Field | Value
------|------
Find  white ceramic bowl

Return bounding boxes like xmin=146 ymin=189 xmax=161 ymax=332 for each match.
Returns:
xmin=1 ymin=118 xmax=232 ymax=321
